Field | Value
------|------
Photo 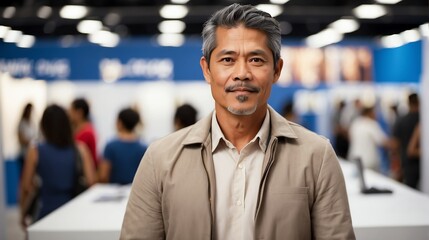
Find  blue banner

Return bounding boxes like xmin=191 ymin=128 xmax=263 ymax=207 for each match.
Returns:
xmin=0 ymin=38 xmax=423 ymax=83
xmin=0 ymin=38 xmax=205 ymax=81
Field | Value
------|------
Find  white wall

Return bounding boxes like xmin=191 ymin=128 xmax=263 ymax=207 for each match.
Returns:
xmin=0 ymin=73 xmax=47 ymax=160
xmin=47 ymin=80 xmax=214 ymax=158
xmin=421 ymin=37 xmax=429 ymax=194
xmin=0 ymin=72 xmax=7 ymax=240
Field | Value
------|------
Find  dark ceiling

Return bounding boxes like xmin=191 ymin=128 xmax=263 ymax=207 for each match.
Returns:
xmin=0 ymin=0 xmax=428 ymax=40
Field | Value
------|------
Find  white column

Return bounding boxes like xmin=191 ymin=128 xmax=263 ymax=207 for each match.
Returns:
xmin=0 ymin=73 xmax=7 ymax=240
xmin=421 ymin=37 xmax=429 ymax=194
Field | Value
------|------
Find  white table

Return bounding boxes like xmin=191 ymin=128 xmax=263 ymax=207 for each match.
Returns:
xmin=28 ymin=161 xmax=429 ymax=240
xmin=340 ymin=160 xmax=429 ymax=240
xmin=28 ymin=184 xmax=130 ymax=240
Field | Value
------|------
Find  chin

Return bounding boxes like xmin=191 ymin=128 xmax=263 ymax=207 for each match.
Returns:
xmin=227 ymin=104 xmax=257 ymax=116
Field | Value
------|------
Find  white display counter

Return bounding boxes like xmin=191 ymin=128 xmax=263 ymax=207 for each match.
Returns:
xmin=28 ymin=161 xmax=429 ymax=240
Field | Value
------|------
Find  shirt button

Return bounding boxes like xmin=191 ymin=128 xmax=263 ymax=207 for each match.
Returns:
xmin=238 ymin=164 xmax=243 ymax=169
xmin=236 ymin=200 xmax=242 ymax=206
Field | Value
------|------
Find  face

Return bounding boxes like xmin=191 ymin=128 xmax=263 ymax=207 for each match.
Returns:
xmin=68 ymin=106 xmax=79 ymax=125
xmin=200 ymin=25 xmax=283 ymax=116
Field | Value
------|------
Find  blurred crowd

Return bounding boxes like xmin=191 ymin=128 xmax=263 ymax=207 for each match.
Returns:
xmin=331 ymin=92 xmax=420 ymax=189
xmin=281 ymin=92 xmax=421 ymax=191
xmin=15 ymin=92 xmax=421 ymax=234
xmin=16 ymin=98 xmax=198 ymax=233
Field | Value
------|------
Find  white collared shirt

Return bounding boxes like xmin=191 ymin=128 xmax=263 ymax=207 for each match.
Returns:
xmin=211 ymin=110 xmax=270 ymax=240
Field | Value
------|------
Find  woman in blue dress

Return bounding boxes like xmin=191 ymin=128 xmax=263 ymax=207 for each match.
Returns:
xmin=19 ymin=104 xmax=96 ymax=228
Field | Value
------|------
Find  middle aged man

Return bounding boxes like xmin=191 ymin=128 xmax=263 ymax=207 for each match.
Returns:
xmin=121 ymin=3 xmax=355 ymax=240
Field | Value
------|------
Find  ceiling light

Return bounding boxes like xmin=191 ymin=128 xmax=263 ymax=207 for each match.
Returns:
xmin=159 ymin=5 xmax=189 ymax=19
xmin=158 ymin=20 xmax=186 ymax=34
xmin=380 ymin=34 xmax=403 ymax=48
xmin=3 ymin=6 xmax=16 ymax=18
xmin=400 ymin=29 xmax=420 ymax=43
xmin=420 ymin=23 xmax=429 ymax=37
xmin=305 ymin=29 xmax=343 ymax=48
xmin=104 ymin=13 xmax=121 ymax=26
xmin=89 ymin=30 xmax=120 ymax=47
xmin=329 ymin=19 xmax=359 ymax=33
xmin=256 ymin=4 xmax=283 ymax=17
xmin=0 ymin=25 xmax=11 ymax=38
xmin=375 ymin=0 xmax=402 ymax=4
xmin=37 ymin=6 xmax=52 ymax=19
xmin=60 ymin=5 xmax=88 ymax=19
xmin=157 ymin=33 xmax=185 ymax=47
xmin=171 ymin=0 xmax=190 ymax=4
xmin=4 ymin=30 xmax=22 ymax=43
xmin=17 ymin=35 xmax=35 ymax=48
xmin=77 ymin=20 xmax=103 ymax=34
xmin=270 ymin=0 xmax=290 ymax=4
xmin=353 ymin=4 xmax=387 ymax=19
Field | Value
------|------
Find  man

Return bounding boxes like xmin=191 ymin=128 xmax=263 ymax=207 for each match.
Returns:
xmin=121 ymin=4 xmax=354 ymax=240
xmin=348 ymin=106 xmax=390 ymax=172
xmin=392 ymin=93 xmax=420 ymax=189
xmin=69 ymin=98 xmax=99 ymax=169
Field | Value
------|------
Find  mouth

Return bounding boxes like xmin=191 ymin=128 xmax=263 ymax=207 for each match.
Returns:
xmin=225 ymin=84 xmax=260 ymax=93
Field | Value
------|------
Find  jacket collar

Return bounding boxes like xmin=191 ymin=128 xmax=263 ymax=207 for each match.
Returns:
xmin=182 ymin=105 xmax=298 ymax=146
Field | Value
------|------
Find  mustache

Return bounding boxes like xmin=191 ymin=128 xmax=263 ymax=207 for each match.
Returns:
xmin=225 ymin=83 xmax=260 ymax=93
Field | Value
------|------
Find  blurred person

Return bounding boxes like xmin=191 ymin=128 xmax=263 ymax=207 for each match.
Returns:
xmin=281 ymin=100 xmax=297 ymax=123
xmin=386 ymin=103 xmax=401 ymax=181
xmin=173 ymin=103 xmax=198 ymax=130
xmin=407 ymin=123 xmax=420 ymax=158
xmin=340 ymin=98 xmax=362 ymax=131
xmin=332 ymin=100 xmax=349 ymax=159
xmin=99 ymin=108 xmax=147 ymax=184
xmin=121 ymin=4 xmax=354 ymax=239
xmin=392 ymin=93 xmax=420 ymax=189
xmin=348 ymin=106 xmax=391 ymax=172
xmin=17 ymin=103 xmax=37 ymax=175
xmin=69 ymin=98 xmax=99 ymax=169
xmin=19 ymin=104 xmax=96 ymax=228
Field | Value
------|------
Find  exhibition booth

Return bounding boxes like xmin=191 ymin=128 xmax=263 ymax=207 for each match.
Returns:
xmin=0 ymin=36 xmax=428 ymax=239
xmin=26 ymin=161 xmax=429 ymax=240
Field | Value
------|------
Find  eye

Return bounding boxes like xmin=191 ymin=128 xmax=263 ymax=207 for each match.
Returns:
xmin=221 ymin=57 xmax=233 ymax=63
xmin=250 ymin=58 xmax=264 ymax=63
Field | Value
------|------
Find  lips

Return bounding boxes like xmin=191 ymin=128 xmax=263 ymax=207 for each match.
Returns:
xmin=225 ymin=84 xmax=260 ymax=93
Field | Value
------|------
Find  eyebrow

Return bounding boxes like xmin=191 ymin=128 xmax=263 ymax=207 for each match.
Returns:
xmin=215 ymin=49 xmax=269 ymax=58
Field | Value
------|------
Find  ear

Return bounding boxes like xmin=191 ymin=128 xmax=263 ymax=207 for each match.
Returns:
xmin=200 ymin=56 xmax=212 ymax=84
xmin=273 ymin=58 xmax=283 ymax=84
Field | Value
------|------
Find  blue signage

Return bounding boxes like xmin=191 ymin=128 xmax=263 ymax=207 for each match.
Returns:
xmin=0 ymin=38 xmax=205 ymax=81
xmin=0 ymin=37 xmax=423 ymax=83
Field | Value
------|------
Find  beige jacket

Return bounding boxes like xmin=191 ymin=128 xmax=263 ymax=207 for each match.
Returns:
xmin=121 ymin=107 xmax=355 ymax=240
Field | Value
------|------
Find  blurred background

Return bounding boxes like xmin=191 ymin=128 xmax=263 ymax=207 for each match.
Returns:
xmin=0 ymin=0 xmax=428 ymax=239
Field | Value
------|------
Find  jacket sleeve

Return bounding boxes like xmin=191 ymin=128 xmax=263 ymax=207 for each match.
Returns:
xmin=120 ymin=146 xmax=165 ymax=240
xmin=311 ymin=141 xmax=356 ymax=240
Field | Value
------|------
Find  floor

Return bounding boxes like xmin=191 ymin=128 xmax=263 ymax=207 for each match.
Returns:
xmin=6 ymin=207 xmax=26 ymax=240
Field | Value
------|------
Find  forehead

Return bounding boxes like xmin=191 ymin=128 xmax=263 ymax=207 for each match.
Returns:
xmin=213 ymin=25 xmax=270 ymax=52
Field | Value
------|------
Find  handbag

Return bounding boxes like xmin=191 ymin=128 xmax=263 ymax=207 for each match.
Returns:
xmin=73 ymin=145 xmax=88 ymax=197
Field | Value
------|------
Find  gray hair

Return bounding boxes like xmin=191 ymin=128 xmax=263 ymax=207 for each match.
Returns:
xmin=202 ymin=3 xmax=281 ymax=67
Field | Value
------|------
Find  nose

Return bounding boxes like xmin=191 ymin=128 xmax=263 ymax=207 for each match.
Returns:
xmin=233 ymin=59 xmax=250 ymax=81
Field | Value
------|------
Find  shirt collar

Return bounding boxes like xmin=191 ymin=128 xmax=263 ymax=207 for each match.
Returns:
xmin=211 ymin=110 xmax=270 ymax=153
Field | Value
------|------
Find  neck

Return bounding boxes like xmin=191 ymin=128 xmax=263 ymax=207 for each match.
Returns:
xmin=215 ymin=104 xmax=267 ymax=152
xmin=118 ymin=131 xmax=138 ymax=141
xmin=74 ymin=121 xmax=88 ymax=132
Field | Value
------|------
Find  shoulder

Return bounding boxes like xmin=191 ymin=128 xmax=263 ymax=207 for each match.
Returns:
xmin=287 ymin=121 xmax=330 ymax=147
xmin=78 ymin=123 xmax=96 ymax=137
xmin=149 ymin=126 xmax=195 ymax=153
xmin=105 ymin=138 xmax=121 ymax=147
